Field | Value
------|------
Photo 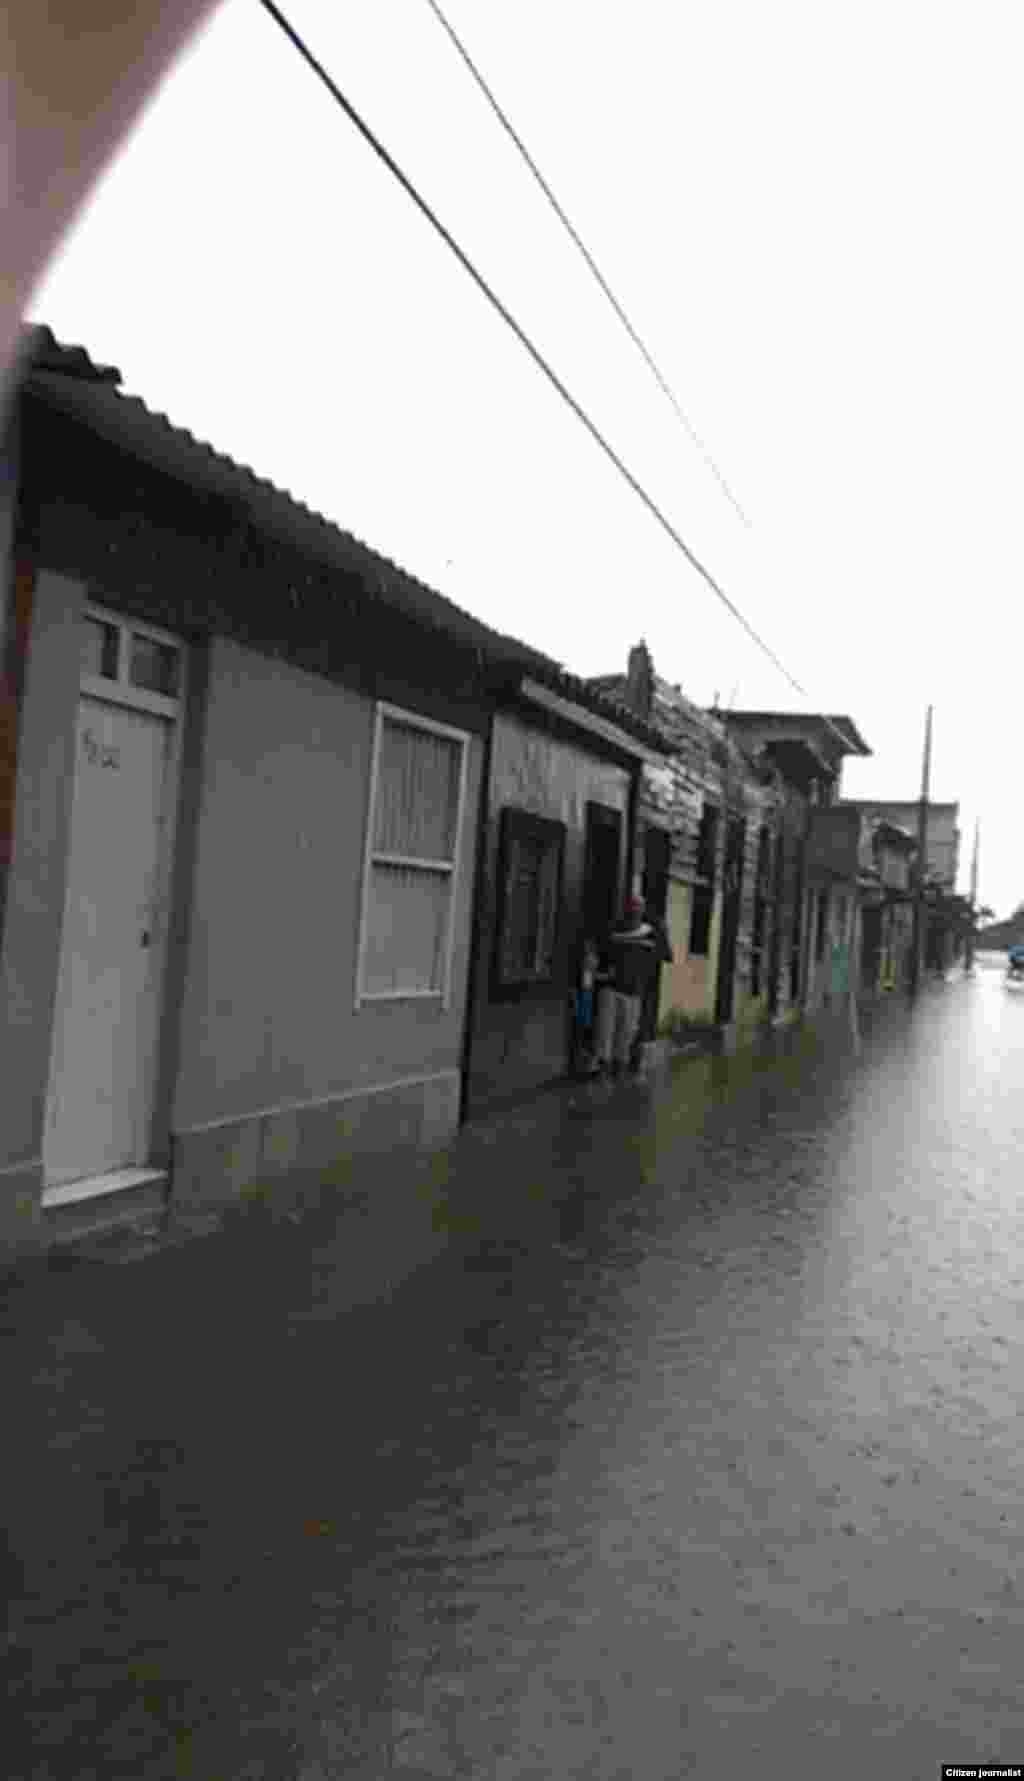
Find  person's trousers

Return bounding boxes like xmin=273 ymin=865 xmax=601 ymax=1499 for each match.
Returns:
xmin=595 ymin=988 xmax=641 ymax=1067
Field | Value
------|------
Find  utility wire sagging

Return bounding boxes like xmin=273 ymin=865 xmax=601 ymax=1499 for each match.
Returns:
xmin=256 ymin=0 xmax=858 ymax=748
xmin=421 ymin=0 xmax=751 ymax=531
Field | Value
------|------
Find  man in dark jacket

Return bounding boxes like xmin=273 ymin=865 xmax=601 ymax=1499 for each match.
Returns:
xmin=594 ymin=896 xmax=664 ymax=1076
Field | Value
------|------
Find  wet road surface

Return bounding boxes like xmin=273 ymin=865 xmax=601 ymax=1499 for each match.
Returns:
xmin=3 ymin=968 xmax=1024 ymax=1777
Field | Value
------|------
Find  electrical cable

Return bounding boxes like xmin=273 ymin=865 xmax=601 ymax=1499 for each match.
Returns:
xmin=422 ymin=0 xmax=751 ymax=530
xmin=258 ymin=0 xmax=805 ymax=697
xmin=256 ymin=0 xmax=859 ymax=755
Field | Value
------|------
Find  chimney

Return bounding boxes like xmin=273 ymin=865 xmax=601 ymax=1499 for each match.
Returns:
xmin=625 ymin=640 xmax=653 ymax=720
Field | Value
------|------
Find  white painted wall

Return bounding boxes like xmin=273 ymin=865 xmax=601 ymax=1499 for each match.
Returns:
xmin=172 ymin=638 xmax=482 ymax=1131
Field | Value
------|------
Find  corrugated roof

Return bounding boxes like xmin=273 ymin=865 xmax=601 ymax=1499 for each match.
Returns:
xmin=20 ymin=326 xmax=668 ymax=754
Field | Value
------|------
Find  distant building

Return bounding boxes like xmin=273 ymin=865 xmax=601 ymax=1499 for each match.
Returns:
xmin=591 ymin=646 xmax=873 ymax=1033
xmin=840 ymin=800 xmax=960 ymax=892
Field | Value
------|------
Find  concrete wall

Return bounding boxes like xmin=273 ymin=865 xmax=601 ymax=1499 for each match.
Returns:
xmin=467 ymin=710 xmax=630 ymax=1115
xmin=0 ymin=570 xmax=84 ymax=1235
xmin=170 ymin=637 xmax=483 ymax=1202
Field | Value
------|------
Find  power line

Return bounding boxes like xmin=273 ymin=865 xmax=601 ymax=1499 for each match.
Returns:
xmin=257 ymin=0 xmax=805 ymax=697
xmin=422 ymin=0 xmax=751 ymax=531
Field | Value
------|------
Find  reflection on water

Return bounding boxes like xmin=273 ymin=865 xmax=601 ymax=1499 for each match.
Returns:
xmin=3 ymin=975 xmax=1024 ymax=1777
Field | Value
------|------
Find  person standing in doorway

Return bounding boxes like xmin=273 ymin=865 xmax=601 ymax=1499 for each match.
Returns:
xmin=594 ymin=897 xmax=659 ymax=1078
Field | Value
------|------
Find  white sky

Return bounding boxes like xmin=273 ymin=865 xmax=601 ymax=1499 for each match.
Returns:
xmin=31 ymin=0 xmax=1020 ymax=912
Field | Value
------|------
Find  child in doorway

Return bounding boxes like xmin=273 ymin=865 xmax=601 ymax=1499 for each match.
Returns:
xmin=573 ymin=937 xmax=601 ymax=1075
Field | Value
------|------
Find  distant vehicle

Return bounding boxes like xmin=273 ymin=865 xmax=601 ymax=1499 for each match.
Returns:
xmin=1006 ymin=946 xmax=1024 ymax=988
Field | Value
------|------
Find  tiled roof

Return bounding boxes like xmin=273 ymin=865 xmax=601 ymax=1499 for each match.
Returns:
xmin=20 ymin=326 xmax=668 ymax=754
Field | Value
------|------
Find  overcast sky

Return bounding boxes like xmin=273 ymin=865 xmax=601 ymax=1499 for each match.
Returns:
xmin=31 ymin=0 xmax=1019 ymax=912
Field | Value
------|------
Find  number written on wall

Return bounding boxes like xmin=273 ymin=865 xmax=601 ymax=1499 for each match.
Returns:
xmin=82 ymin=728 xmax=121 ymax=770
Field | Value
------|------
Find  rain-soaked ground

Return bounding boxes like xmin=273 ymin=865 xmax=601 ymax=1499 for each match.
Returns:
xmin=3 ymin=963 xmax=1024 ymax=1778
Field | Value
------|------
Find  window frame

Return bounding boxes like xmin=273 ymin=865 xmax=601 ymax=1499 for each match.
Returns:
xmin=491 ymin=805 xmax=566 ymax=1000
xmin=80 ymin=602 xmax=182 ymax=718
xmin=354 ymin=700 xmax=470 ymax=1011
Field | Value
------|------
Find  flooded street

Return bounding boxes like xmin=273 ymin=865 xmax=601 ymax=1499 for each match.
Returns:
xmin=4 ymin=966 xmax=1024 ymax=1777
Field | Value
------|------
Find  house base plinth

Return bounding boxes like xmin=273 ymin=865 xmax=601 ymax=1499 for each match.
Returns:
xmin=170 ymin=1071 xmax=463 ymax=1211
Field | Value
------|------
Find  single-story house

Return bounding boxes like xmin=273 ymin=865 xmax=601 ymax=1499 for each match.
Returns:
xmin=0 ymin=327 xmax=663 ymax=1251
xmin=464 ymin=665 xmax=668 ymax=1118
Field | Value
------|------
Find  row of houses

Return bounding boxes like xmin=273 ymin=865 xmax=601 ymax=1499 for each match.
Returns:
xmin=592 ymin=648 xmax=965 ymax=1041
xmin=0 ymin=329 xmax=965 ymax=1254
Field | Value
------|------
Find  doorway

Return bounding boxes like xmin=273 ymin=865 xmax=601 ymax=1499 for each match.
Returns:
xmin=860 ymin=904 xmax=883 ymax=991
xmin=640 ymin=823 xmax=670 ymax=1040
xmin=43 ymin=606 xmax=184 ymax=1192
xmin=582 ymin=801 xmax=623 ymax=947
xmin=714 ymin=813 xmax=746 ymax=1026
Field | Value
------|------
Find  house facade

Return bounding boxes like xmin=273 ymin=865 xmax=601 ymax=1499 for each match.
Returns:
xmin=848 ymin=816 xmax=916 ymax=993
xmin=590 ymin=647 xmax=873 ymax=1040
xmin=0 ymin=328 xmax=660 ymax=1252
xmin=590 ymin=647 xmax=751 ymax=1032
xmin=722 ymin=712 xmax=873 ymax=1020
xmin=841 ymin=799 xmax=962 ymax=976
xmin=464 ymin=672 xmax=667 ymax=1118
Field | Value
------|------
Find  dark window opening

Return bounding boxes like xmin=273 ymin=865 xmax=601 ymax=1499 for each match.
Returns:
xmin=130 ymin=632 xmax=180 ymax=698
xmin=750 ymin=823 xmax=772 ymax=998
xmin=493 ymin=807 xmax=565 ymax=994
xmin=689 ymin=803 xmax=719 ymax=957
xmin=81 ymin=615 xmax=119 ymax=681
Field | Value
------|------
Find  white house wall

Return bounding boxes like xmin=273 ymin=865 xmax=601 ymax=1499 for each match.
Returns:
xmin=0 ymin=568 xmax=84 ymax=1244
xmin=170 ymin=637 xmax=483 ymax=1204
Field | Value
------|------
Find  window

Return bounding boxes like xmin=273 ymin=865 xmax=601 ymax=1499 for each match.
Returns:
xmin=493 ymin=808 xmax=565 ymax=993
xmin=356 ymin=703 xmax=468 ymax=1006
xmin=80 ymin=605 xmax=182 ymax=716
xmin=130 ymin=633 xmax=180 ymax=698
xmin=81 ymin=616 xmax=119 ymax=681
xmin=689 ymin=802 xmax=719 ymax=957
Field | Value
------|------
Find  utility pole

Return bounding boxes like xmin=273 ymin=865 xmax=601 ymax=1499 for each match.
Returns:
xmin=909 ymin=704 xmax=933 ymax=998
xmin=965 ymin=820 xmax=980 ymax=974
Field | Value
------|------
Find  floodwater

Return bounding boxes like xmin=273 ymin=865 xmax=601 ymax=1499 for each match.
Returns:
xmin=3 ymin=964 xmax=1024 ymax=1777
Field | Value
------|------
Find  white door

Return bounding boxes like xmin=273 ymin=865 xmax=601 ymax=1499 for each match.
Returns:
xmin=44 ymin=612 xmax=182 ymax=1188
